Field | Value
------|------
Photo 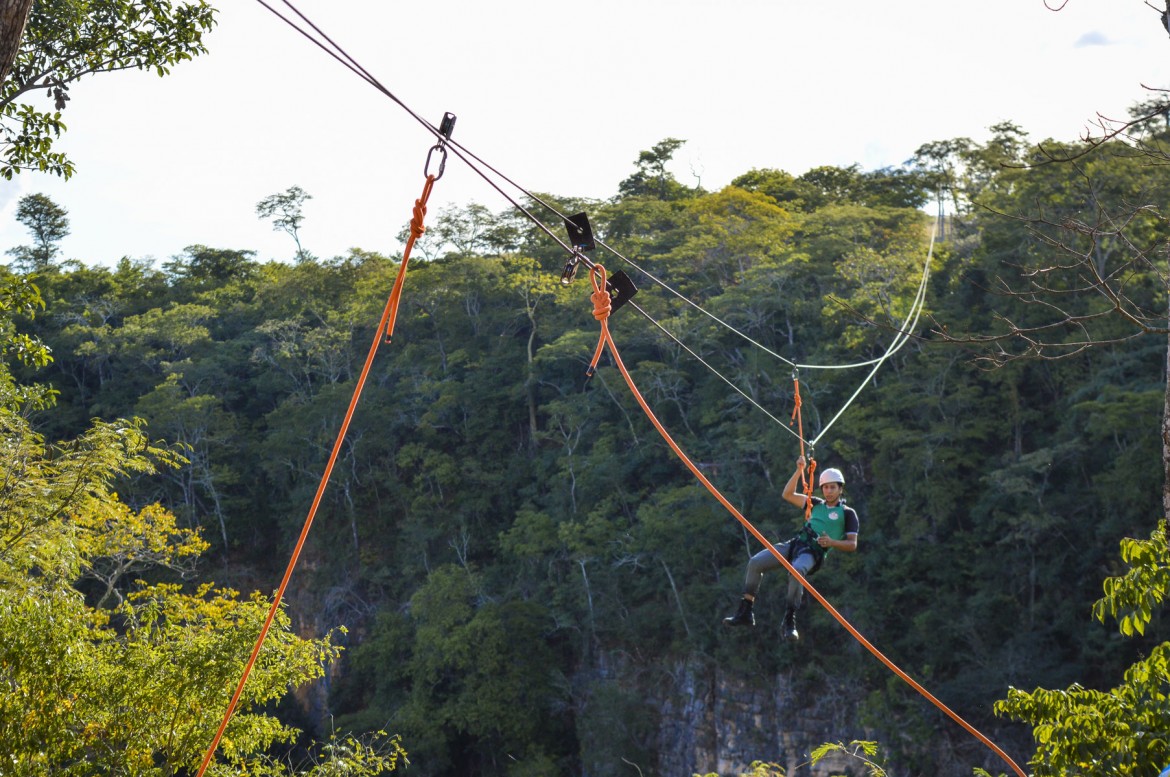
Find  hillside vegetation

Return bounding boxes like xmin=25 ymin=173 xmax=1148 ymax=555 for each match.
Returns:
xmin=4 ymin=123 xmax=1170 ymax=775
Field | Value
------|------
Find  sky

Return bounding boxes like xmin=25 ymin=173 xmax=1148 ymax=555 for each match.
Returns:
xmin=1 ymin=0 xmax=1168 ymax=268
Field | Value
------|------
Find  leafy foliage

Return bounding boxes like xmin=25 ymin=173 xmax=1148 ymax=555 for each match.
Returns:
xmin=4 ymin=127 xmax=1170 ymax=775
xmin=1094 ymin=521 xmax=1170 ymax=638
xmin=0 ymin=389 xmax=403 ymax=774
xmin=0 ymin=259 xmax=399 ymax=773
xmin=1 ymin=0 xmax=217 ymax=179
xmin=6 ymin=192 xmax=70 ymax=270
xmin=694 ymin=761 xmax=786 ymax=777
xmin=992 ymin=523 xmax=1170 ymax=776
xmin=810 ymin=740 xmax=888 ymax=776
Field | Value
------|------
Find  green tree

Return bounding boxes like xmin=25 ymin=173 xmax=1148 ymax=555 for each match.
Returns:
xmin=0 ymin=265 xmax=49 ymax=368
xmin=909 ymin=121 xmax=1028 ymax=224
xmin=6 ymin=192 xmax=69 ymax=270
xmin=0 ymin=397 xmax=382 ymax=775
xmin=731 ymin=167 xmax=821 ymax=211
xmin=994 ymin=523 xmax=1170 ymax=776
xmin=665 ymin=185 xmax=800 ymax=299
xmin=23 ymin=114 xmax=1170 ymax=773
xmin=257 ymin=185 xmax=313 ymax=262
xmin=618 ymin=137 xmax=697 ymax=201
xmin=922 ymin=129 xmax=1170 ymax=519
xmin=404 ymin=202 xmax=520 ymax=260
xmin=392 ymin=564 xmax=571 ymax=776
xmin=0 ymin=245 xmax=400 ymax=776
xmin=134 ymin=373 xmax=239 ymax=548
xmin=164 ymin=245 xmax=257 ymax=291
xmin=1 ymin=0 xmax=216 ymax=178
xmin=733 ymin=163 xmax=929 ymax=213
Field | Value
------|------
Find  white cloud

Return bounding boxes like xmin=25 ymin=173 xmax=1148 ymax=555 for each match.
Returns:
xmin=1075 ymin=30 xmax=1111 ymax=47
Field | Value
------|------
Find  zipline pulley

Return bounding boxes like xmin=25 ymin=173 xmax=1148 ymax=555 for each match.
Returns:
xmin=561 ymin=255 xmax=583 ymax=285
xmin=424 ymin=111 xmax=457 ymax=180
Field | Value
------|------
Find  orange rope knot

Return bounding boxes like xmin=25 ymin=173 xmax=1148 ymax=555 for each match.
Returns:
xmin=589 ymin=265 xmax=611 ymax=321
xmin=591 ymin=287 xmax=612 ymax=321
xmin=407 ymin=175 xmax=436 ymax=243
xmin=409 ymin=199 xmax=427 ymax=240
xmin=584 ymin=264 xmax=612 ymax=376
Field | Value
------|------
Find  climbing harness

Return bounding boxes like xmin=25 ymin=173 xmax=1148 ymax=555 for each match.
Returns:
xmin=787 ymin=523 xmax=825 ymax=575
xmin=194 ymin=129 xmax=450 ymax=777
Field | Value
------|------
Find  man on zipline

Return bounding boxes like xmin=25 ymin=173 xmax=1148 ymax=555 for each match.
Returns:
xmin=722 ymin=455 xmax=859 ymax=641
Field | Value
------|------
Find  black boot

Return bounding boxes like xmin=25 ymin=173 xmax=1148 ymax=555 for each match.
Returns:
xmin=782 ymin=608 xmax=799 ymax=642
xmin=722 ymin=597 xmax=755 ymax=627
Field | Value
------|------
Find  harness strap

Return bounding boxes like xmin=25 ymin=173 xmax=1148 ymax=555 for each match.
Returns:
xmin=787 ymin=525 xmax=825 ymax=575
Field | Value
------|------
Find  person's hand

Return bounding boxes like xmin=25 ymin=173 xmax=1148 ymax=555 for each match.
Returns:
xmin=796 ymin=455 xmax=806 ymax=471
xmin=817 ymin=535 xmax=832 ymax=548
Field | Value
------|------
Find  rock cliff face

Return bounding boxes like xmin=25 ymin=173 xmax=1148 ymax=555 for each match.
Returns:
xmin=652 ymin=660 xmax=867 ymax=777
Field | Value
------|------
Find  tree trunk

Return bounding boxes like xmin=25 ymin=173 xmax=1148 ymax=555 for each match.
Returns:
xmin=0 ymin=0 xmax=34 ymax=87
xmin=660 ymin=558 xmax=691 ymax=638
xmin=526 ymin=322 xmax=538 ymax=448
xmin=1163 ymin=299 xmax=1170 ymax=530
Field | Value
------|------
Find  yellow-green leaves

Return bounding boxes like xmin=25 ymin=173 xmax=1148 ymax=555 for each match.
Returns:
xmin=1092 ymin=521 xmax=1170 ymax=637
xmin=995 ymin=524 xmax=1170 ymax=775
xmin=0 ymin=387 xmax=398 ymax=774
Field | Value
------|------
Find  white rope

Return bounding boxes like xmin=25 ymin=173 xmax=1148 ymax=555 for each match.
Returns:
xmin=810 ymin=217 xmax=936 ymax=446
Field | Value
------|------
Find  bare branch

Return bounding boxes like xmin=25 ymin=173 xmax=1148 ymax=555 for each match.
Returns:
xmin=932 ymin=170 xmax=1169 ymax=366
xmin=1015 ymin=92 xmax=1170 ymax=168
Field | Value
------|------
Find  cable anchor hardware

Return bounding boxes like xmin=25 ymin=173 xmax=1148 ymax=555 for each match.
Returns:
xmin=561 ymin=212 xmax=595 ymax=285
xmin=559 ymin=212 xmax=639 ymax=311
xmin=424 ymin=111 xmax=457 ymax=180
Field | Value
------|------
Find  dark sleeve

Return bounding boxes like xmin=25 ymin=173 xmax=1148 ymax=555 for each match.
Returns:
xmin=844 ymin=506 xmax=859 ymax=535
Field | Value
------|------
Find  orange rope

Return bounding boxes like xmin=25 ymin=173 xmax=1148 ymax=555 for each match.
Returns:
xmin=194 ymin=173 xmax=437 ymax=777
xmin=789 ymin=376 xmax=815 ymax=522
xmin=585 ymin=264 xmax=1026 ymax=777
xmin=789 ymin=375 xmax=804 ymax=454
xmin=803 ymin=458 xmax=817 ymax=521
xmin=383 ymin=175 xmax=434 ymax=343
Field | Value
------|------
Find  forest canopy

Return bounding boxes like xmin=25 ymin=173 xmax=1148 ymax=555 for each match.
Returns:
xmin=2 ymin=114 xmax=1169 ymax=775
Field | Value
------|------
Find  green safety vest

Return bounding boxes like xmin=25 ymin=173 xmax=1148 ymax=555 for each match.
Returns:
xmin=807 ymin=501 xmax=849 ymax=554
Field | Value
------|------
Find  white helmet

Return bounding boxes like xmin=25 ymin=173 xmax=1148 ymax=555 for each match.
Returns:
xmin=818 ymin=468 xmax=845 ymax=486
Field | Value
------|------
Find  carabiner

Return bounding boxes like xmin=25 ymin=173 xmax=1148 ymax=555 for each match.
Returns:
xmin=424 ymin=143 xmax=448 ymax=181
xmin=423 ymin=112 xmax=457 ymax=181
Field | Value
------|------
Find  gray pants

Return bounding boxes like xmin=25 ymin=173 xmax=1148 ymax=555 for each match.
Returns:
xmin=743 ymin=541 xmax=818 ymax=610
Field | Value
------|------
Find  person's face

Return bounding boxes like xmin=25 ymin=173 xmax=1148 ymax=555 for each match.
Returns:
xmin=821 ymin=482 xmax=842 ymax=503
